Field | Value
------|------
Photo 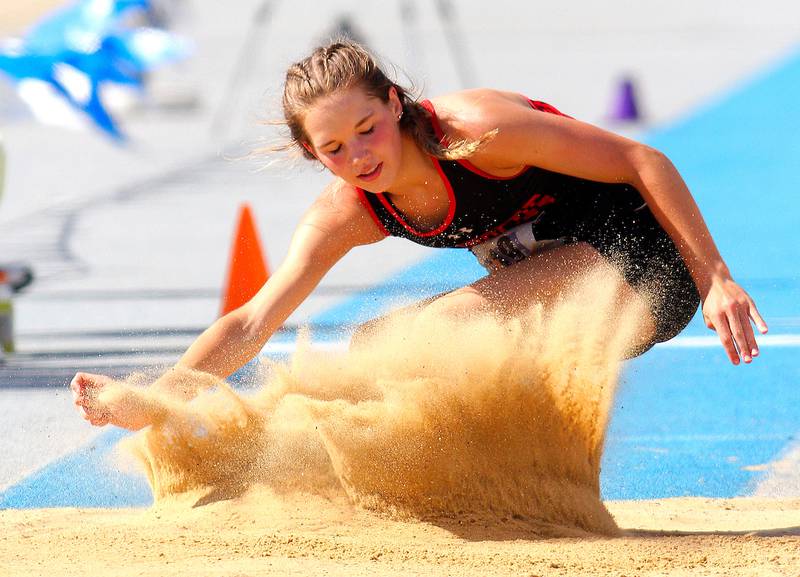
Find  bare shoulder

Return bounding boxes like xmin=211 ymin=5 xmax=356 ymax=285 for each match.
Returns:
xmin=301 ymin=178 xmax=386 ymax=247
xmin=427 ymin=89 xmax=532 ymax=140
xmin=428 ymin=89 xmax=550 ymax=175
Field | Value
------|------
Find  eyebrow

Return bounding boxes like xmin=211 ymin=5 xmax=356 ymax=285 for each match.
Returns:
xmin=318 ymin=112 xmax=374 ymax=149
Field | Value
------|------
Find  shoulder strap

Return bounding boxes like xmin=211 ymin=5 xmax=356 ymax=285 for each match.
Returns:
xmin=420 ymin=99 xmax=450 ymax=145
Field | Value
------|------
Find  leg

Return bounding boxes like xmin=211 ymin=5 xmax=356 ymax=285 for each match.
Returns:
xmin=352 ymin=242 xmax=657 ymax=353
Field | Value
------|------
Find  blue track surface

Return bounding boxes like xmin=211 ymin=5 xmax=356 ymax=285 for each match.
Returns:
xmin=605 ymin=345 xmax=799 ymax=499
xmin=2 ymin=47 xmax=799 ymax=509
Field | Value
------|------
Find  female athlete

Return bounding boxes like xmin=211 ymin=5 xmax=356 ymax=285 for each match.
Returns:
xmin=72 ymin=41 xmax=767 ymax=430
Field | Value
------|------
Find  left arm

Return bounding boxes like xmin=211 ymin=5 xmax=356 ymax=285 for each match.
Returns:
xmin=444 ymin=90 xmax=767 ymax=364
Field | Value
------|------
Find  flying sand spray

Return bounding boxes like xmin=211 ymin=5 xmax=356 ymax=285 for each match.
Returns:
xmin=106 ymin=265 xmax=646 ymax=537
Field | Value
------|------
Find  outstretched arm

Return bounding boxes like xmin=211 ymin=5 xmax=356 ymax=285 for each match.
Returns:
xmin=439 ymin=90 xmax=768 ymax=364
xmin=72 ymin=181 xmax=386 ymax=428
xmin=174 ymin=222 xmax=346 ymax=379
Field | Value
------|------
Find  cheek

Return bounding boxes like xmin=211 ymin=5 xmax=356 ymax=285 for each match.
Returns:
xmin=321 ymin=154 xmax=349 ymax=174
xmin=371 ymin=123 xmax=400 ymax=156
xmin=376 ymin=126 xmax=400 ymax=148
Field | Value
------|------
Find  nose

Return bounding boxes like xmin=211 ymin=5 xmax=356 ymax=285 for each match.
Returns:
xmin=349 ymin=141 xmax=369 ymax=169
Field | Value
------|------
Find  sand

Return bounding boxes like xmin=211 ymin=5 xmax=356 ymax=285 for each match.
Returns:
xmin=1 ymin=495 xmax=798 ymax=576
xmin=4 ymin=271 xmax=799 ymax=575
xmin=109 ymin=269 xmax=642 ymax=535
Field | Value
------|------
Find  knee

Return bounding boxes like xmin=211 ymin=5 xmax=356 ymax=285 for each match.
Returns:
xmin=349 ymin=322 xmax=372 ymax=350
xmin=422 ymin=287 xmax=492 ymax=319
xmin=350 ymin=316 xmax=393 ymax=350
xmin=562 ymin=241 xmax=603 ymax=269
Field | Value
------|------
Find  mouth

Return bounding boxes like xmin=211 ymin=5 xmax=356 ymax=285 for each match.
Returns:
xmin=358 ymin=162 xmax=383 ymax=182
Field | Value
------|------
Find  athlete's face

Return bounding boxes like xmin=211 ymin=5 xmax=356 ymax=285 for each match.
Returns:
xmin=303 ymin=86 xmax=404 ymax=192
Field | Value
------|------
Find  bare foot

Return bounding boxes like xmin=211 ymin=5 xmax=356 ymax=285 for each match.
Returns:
xmin=70 ymin=372 xmax=164 ymax=431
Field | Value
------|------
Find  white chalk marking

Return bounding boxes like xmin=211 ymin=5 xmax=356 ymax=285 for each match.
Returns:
xmin=752 ymin=441 xmax=800 ymax=498
xmin=261 ymin=340 xmax=348 ymax=354
xmin=258 ymin=334 xmax=800 ymax=355
xmin=656 ymin=334 xmax=800 ymax=348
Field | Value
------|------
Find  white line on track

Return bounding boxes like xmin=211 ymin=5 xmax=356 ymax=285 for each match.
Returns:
xmin=612 ymin=434 xmax=794 ymax=443
xmin=655 ymin=334 xmax=800 ymax=348
xmin=261 ymin=341 xmax=348 ymax=354
xmin=259 ymin=334 xmax=800 ymax=355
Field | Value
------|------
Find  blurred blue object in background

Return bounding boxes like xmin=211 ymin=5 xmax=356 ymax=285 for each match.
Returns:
xmin=21 ymin=0 xmax=151 ymax=54
xmin=0 ymin=0 xmax=190 ymax=140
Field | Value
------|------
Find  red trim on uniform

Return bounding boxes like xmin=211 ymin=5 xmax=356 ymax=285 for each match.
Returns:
xmin=458 ymin=159 xmax=528 ymax=180
xmin=376 ymin=158 xmax=456 ymax=238
xmin=355 ymin=187 xmax=390 ymax=237
xmin=420 ymin=99 xmax=444 ymax=140
xmin=420 ymin=98 xmax=529 ymax=180
xmin=527 ymin=98 xmax=573 ymax=118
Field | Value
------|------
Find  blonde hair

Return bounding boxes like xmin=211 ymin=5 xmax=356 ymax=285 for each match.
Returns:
xmin=275 ymin=41 xmax=491 ymax=161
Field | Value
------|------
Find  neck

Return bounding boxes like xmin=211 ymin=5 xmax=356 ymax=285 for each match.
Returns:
xmin=386 ymin=133 xmax=438 ymax=197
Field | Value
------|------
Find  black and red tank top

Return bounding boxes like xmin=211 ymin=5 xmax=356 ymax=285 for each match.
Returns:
xmin=357 ymin=98 xmax=647 ymax=250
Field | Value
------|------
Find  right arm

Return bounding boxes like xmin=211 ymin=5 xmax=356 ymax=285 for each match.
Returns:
xmin=72 ymin=181 xmax=386 ymax=428
xmin=175 ymin=205 xmax=360 ymax=379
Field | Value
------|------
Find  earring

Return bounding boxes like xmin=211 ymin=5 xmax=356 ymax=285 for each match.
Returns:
xmin=397 ymin=111 xmax=403 ymax=121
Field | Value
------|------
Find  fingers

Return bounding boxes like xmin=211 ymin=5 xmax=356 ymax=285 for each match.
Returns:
xmin=70 ymin=372 xmax=85 ymax=402
xmin=71 ymin=373 xmax=94 ymax=407
xmin=70 ymin=372 xmax=111 ymax=427
xmin=728 ymin=296 xmax=768 ymax=363
xmin=712 ymin=313 xmax=740 ymax=365
xmin=71 ymin=372 xmax=97 ymax=399
xmin=711 ymin=303 xmax=762 ymax=365
xmin=728 ymin=308 xmax=752 ymax=364
xmin=748 ymin=297 xmax=769 ymax=335
xmin=738 ymin=308 xmax=758 ymax=360
xmin=704 ymin=282 xmax=767 ymax=366
xmin=80 ymin=408 xmax=109 ymax=426
xmin=87 ymin=413 xmax=110 ymax=427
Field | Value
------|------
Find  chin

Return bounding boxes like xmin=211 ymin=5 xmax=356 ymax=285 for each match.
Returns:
xmin=356 ymin=182 xmax=381 ymax=194
xmin=370 ymin=164 xmax=396 ymax=192
xmin=356 ymin=171 xmax=390 ymax=193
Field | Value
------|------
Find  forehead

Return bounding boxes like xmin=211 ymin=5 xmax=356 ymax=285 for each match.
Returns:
xmin=303 ymin=87 xmax=383 ymax=144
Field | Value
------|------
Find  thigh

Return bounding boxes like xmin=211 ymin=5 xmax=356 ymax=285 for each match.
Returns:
xmin=583 ymin=207 xmax=700 ymax=347
xmin=467 ymin=241 xmax=608 ymax=314
xmin=353 ymin=242 xmax=657 ymax=353
xmin=447 ymin=241 xmax=657 ymax=355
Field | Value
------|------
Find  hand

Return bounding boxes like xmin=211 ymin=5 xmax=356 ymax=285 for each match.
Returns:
xmin=70 ymin=372 xmax=153 ymax=430
xmin=701 ymin=277 xmax=768 ymax=365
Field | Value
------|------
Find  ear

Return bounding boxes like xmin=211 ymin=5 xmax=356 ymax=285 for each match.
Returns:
xmin=387 ymin=86 xmax=402 ymax=117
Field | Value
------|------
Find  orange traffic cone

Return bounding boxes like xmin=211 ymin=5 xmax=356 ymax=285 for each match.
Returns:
xmin=220 ymin=203 xmax=270 ymax=316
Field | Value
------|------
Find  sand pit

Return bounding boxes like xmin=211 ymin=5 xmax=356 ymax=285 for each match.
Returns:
xmin=4 ymin=272 xmax=798 ymax=575
xmin=1 ymin=494 xmax=798 ymax=576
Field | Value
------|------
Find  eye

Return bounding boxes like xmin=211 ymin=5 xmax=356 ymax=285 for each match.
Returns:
xmin=327 ymin=144 xmax=342 ymax=155
xmin=359 ymin=125 xmax=375 ymax=135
